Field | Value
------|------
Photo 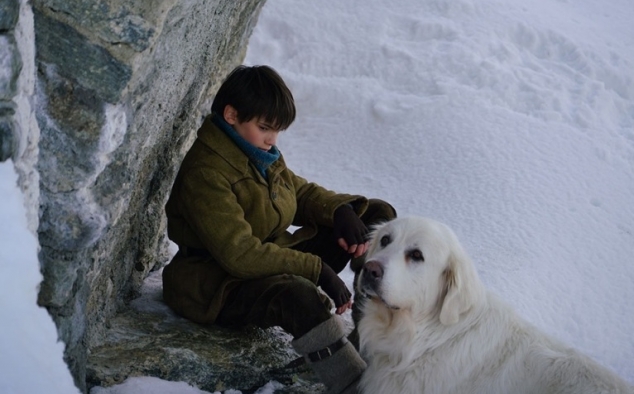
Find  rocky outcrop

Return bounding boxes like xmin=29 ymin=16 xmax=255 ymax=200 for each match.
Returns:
xmin=2 ymin=0 xmax=291 ymax=391
xmin=86 ymin=271 xmax=327 ymax=394
xmin=0 ymin=0 xmax=25 ymax=164
xmin=0 ymin=1 xmax=19 ymax=159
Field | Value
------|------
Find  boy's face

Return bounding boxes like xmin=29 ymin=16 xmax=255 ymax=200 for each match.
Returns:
xmin=224 ymin=105 xmax=280 ymax=152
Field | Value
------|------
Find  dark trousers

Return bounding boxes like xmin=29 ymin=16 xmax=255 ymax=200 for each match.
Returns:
xmin=216 ymin=199 xmax=397 ymax=339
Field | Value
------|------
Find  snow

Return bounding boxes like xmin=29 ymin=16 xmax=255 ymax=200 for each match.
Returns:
xmin=89 ymin=376 xmax=245 ymax=394
xmin=1 ymin=0 xmax=633 ymax=392
xmin=0 ymin=162 xmax=79 ymax=394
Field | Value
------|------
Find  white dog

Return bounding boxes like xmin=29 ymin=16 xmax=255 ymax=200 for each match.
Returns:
xmin=357 ymin=217 xmax=633 ymax=394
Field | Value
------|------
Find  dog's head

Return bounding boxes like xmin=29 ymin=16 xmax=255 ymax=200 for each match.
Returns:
xmin=358 ymin=216 xmax=484 ymax=325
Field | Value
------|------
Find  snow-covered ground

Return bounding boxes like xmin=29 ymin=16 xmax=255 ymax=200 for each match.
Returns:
xmin=1 ymin=0 xmax=633 ymax=392
xmin=0 ymin=162 xmax=79 ymax=394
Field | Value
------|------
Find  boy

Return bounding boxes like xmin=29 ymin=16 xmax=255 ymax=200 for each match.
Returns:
xmin=163 ymin=65 xmax=396 ymax=394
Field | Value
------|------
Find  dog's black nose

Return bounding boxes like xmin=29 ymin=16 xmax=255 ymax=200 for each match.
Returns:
xmin=363 ymin=260 xmax=384 ymax=281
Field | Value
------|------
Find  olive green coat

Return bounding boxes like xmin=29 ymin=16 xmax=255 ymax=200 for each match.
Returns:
xmin=163 ymin=116 xmax=368 ymax=324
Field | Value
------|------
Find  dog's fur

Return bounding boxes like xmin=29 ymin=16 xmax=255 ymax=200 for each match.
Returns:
xmin=357 ymin=217 xmax=633 ymax=394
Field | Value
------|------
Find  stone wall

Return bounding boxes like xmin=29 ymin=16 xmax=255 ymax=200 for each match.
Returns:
xmin=0 ymin=0 xmax=20 ymax=163
xmin=1 ymin=0 xmax=266 ymax=391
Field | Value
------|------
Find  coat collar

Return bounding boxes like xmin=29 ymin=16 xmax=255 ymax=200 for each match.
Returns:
xmin=197 ymin=115 xmax=286 ymax=182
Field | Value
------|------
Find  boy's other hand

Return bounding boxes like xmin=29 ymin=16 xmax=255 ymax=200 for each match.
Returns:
xmin=333 ymin=204 xmax=369 ymax=258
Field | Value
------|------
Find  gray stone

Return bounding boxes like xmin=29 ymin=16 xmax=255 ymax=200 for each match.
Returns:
xmin=0 ymin=34 xmax=21 ymax=99
xmin=28 ymin=0 xmax=268 ymax=391
xmin=0 ymin=101 xmax=17 ymax=162
xmin=0 ymin=101 xmax=15 ymax=116
xmin=87 ymin=311 xmax=320 ymax=393
xmin=0 ymin=114 xmax=16 ymax=161
xmin=34 ymin=9 xmax=132 ymax=103
xmin=87 ymin=271 xmax=326 ymax=394
xmin=36 ymin=66 xmax=109 ymax=193
xmin=0 ymin=0 xmax=19 ymax=31
xmin=35 ymin=0 xmax=157 ymax=52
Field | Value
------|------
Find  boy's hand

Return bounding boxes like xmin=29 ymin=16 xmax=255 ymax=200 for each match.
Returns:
xmin=337 ymin=239 xmax=369 ymax=258
xmin=318 ymin=262 xmax=352 ymax=309
xmin=333 ymin=204 xmax=369 ymax=258
xmin=335 ymin=300 xmax=353 ymax=315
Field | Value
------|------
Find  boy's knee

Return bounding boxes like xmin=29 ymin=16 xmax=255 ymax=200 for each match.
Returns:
xmin=281 ymin=276 xmax=331 ymax=309
xmin=275 ymin=276 xmax=333 ymax=337
xmin=364 ymin=198 xmax=397 ymax=224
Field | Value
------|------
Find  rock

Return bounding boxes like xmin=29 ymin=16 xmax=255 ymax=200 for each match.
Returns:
xmin=0 ymin=34 xmax=21 ymax=100
xmin=34 ymin=9 xmax=132 ymax=103
xmin=28 ymin=0 xmax=268 ymax=390
xmin=0 ymin=0 xmax=20 ymax=31
xmin=34 ymin=0 xmax=157 ymax=53
xmin=87 ymin=270 xmax=326 ymax=394
xmin=0 ymin=107 xmax=17 ymax=161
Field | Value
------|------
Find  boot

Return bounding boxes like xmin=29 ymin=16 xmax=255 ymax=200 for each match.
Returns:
xmin=292 ymin=315 xmax=366 ymax=394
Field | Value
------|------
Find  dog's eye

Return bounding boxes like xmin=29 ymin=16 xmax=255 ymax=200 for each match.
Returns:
xmin=407 ymin=249 xmax=424 ymax=262
xmin=380 ymin=235 xmax=391 ymax=247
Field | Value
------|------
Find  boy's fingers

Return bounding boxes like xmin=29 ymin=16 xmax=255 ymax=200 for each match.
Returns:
xmin=339 ymin=238 xmax=369 ymax=257
xmin=335 ymin=300 xmax=353 ymax=314
xmin=352 ymin=242 xmax=368 ymax=258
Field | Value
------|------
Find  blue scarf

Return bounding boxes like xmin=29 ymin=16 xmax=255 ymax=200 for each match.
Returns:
xmin=212 ymin=113 xmax=280 ymax=179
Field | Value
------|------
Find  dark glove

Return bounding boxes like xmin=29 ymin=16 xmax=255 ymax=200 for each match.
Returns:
xmin=317 ymin=262 xmax=351 ymax=308
xmin=333 ymin=204 xmax=368 ymax=247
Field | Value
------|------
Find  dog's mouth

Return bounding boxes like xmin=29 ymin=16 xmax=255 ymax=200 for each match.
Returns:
xmin=360 ymin=288 xmax=401 ymax=310
xmin=373 ymin=295 xmax=401 ymax=310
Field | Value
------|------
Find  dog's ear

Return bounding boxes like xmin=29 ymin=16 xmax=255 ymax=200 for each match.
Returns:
xmin=439 ymin=244 xmax=482 ymax=325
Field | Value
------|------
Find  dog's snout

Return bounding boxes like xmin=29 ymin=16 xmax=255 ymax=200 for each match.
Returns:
xmin=363 ymin=260 xmax=384 ymax=280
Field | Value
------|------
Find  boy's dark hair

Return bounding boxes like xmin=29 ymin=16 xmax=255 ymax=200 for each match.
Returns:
xmin=211 ymin=65 xmax=296 ymax=130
